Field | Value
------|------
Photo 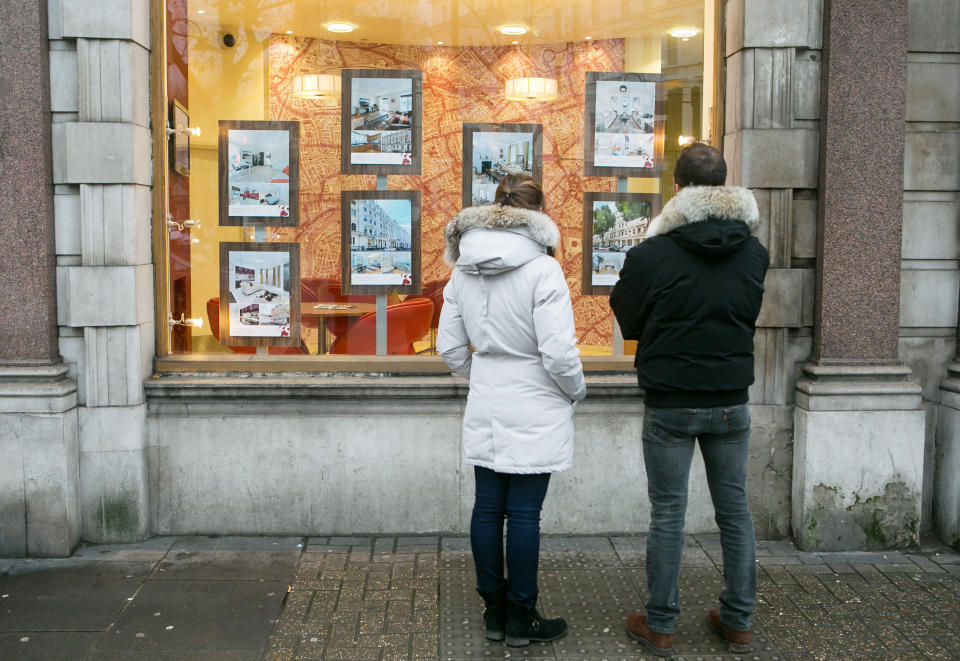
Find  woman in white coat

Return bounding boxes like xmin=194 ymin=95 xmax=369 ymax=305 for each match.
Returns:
xmin=437 ymin=174 xmax=586 ymax=647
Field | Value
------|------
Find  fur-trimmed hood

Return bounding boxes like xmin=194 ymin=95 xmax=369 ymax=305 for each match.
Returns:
xmin=646 ymin=186 xmax=759 ymax=239
xmin=444 ymin=204 xmax=561 ymax=266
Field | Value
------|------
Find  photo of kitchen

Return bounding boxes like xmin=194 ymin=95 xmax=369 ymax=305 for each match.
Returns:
xmin=226 ymin=249 xmax=292 ymax=337
xmin=469 ymin=131 xmax=535 ymax=205
xmin=226 ymin=128 xmax=291 ymax=217
xmin=349 ymin=199 xmax=413 ymax=285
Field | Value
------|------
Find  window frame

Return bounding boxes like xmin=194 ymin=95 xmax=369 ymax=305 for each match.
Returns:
xmin=150 ymin=0 xmax=725 ymax=374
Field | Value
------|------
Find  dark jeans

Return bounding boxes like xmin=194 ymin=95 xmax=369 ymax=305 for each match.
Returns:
xmin=643 ymin=404 xmax=756 ymax=634
xmin=471 ymin=466 xmax=551 ymax=609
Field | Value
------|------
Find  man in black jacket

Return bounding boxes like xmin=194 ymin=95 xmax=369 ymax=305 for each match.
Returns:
xmin=610 ymin=143 xmax=768 ymax=657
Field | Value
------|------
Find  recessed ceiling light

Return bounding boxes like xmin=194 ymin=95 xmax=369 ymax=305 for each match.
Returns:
xmin=286 ymin=30 xmax=293 ymax=34
xmin=499 ymin=25 xmax=528 ymax=36
xmin=325 ymin=22 xmax=356 ymax=33
xmin=512 ymin=40 xmax=519 ymax=45
xmin=584 ymin=36 xmax=592 ymax=40
xmin=668 ymin=27 xmax=699 ymax=39
xmin=436 ymin=41 xmax=444 ymax=45
xmin=197 ymin=9 xmax=205 ymax=14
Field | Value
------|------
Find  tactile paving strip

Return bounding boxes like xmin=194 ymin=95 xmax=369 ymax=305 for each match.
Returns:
xmin=440 ymin=568 xmax=556 ymax=658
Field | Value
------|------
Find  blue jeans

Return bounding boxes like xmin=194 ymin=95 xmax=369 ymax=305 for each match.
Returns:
xmin=642 ymin=404 xmax=756 ymax=634
xmin=471 ymin=466 xmax=551 ymax=609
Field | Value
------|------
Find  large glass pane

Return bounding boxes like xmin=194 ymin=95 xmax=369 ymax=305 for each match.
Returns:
xmin=162 ymin=0 xmax=712 ymax=359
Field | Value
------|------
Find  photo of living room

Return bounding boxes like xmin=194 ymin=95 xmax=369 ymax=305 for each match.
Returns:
xmin=591 ymin=78 xmax=657 ymax=170
xmin=348 ymin=76 xmax=414 ymax=166
xmin=226 ymin=129 xmax=291 ymax=218
xmin=469 ymin=131 xmax=535 ymax=205
xmin=226 ymin=250 xmax=292 ymax=337
xmin=349 ymin=199 xmax=413 ymax=286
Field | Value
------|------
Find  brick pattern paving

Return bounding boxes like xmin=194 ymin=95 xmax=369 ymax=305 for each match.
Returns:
xmin=263 ymin=534 xmax=960 ymax=660
xmin=266 ymin=537 xmax=441 ymax=660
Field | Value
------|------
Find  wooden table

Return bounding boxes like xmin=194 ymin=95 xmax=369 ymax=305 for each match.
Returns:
xmin=301 ymin=302 xmax=376 ymax=354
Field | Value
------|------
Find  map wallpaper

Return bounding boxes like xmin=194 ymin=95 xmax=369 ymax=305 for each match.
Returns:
xmin=268 ymin=36 xmax=628 ymax=346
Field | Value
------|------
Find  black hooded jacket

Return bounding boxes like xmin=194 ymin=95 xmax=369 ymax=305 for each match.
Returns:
xmin=609 ymin=186 xmax=769 ymax=407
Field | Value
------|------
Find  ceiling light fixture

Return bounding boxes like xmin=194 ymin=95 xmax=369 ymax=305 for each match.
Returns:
xmin=286 ymin=30 xmax=293 ymax=34
xmin=197 ymin=9 xmax=205 ymax=14
xmin=499 ymin=25 xmax=528 ymax=36
xmin=505 ymin=77 xmax=558 ymax=102
xmin=325 ymin=22 xmax=356 ymax=33
xmin=436 ymin=41 xmax=444 ymax=45
xmin=668 ymin=27 xmax=699 ymax=39
xmin=293 ymin=73 xmax=342 ymax=101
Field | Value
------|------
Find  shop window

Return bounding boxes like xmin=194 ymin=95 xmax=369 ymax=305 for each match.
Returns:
xmin=157 ymin=0 xmax=717 ymax=369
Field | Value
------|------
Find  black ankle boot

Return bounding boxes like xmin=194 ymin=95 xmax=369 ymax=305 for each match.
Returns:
xmin=476 ymin=586 xmax=508 ymax=641
xmin=505 ymin=598 xmax=568 ymax=647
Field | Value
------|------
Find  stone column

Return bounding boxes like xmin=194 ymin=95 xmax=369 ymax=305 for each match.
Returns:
xmin=939 ymin=337 xmax=960 ymax=551
xmin=0 ymin=0 xmax=81 ymax=556
xmin=792 ymin=0 xmax=925 ymax=551
xmin=50 ymin=0 xmax=154 ymax=544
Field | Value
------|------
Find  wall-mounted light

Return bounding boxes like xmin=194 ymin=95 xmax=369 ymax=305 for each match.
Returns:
xmin=325 ymin=22 xmax=355 ymax=33
xmin=499 ymin=25 xmax=528 ymax=36
xmin=166 ymin=214 xmax=201 ymax=232
xmin=668 ymin=27 xmax=699 ymax=41
xmin=505 ymin=77 xmax=558 ymax=102
xmin=166 ymin=124 xmax=201 ymax=138
xmin=293 ymin=73 xmax=341 ymax=101
xmin=678 ymin=135 xmax=696 ymax=146
xmin=168 ymin=313 xmax=203 ymax=328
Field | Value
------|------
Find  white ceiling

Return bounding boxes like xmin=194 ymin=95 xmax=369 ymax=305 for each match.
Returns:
xmin=188 ymin=0 xmax=706 ymax=47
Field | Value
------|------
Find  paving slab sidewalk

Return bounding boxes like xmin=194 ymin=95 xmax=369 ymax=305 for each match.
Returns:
xmin=1 ymin=535 xmax=959 ymax=660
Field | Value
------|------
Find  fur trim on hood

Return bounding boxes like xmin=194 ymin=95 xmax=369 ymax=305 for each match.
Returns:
xmin=646 ymin=186 xmax=759 ymax=239
xmin=444 ymin=204 xmax=561 ymax=265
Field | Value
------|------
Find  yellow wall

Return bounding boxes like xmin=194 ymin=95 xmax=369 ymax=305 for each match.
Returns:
xmin=187 ymin=27 xmax=269 ymax=335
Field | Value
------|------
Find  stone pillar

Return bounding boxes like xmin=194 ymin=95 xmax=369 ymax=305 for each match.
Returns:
xmin=722 ymin=0 xmax=823 ymax=538
xmin=0 ymin=0 xmax=81 ymax=556
xmin=50 ymin=0 xmax=154 ymax=544
xmin=792 ymin=0 xmax=925 ymax=551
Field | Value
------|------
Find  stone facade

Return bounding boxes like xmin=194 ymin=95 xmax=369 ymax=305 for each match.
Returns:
xmin=0 ymin=0 xmax=957 ymax=555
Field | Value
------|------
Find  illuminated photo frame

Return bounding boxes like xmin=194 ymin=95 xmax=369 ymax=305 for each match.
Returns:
xmin=461 ymin=123 xmax=543 ymax=209
xmin=584 ymin=72 xmax=665 ymax=178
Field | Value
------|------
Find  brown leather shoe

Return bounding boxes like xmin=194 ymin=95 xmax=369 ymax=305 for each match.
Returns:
xmin=625 ymin=611 xmax=674 ymax=657
xmin=707 ymin=609 xmax=752 ymax=653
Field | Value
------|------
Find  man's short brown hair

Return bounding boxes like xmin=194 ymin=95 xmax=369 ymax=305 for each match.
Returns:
xmin=673 ymin=143 xmax=727 ymax=188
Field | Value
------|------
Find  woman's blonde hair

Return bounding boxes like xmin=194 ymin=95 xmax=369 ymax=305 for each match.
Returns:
xmin=494 ymin=173 xmax=544 ymax=212
xmin=493 ymin=173 xmax=554 ymax=256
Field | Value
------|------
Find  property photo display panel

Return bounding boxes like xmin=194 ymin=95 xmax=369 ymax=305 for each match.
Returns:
xmin=584 ymin=72 xmax=665 ymax=178
xmin=462 ymin=123 xmax=543 ymax=209
xmin=218 ymin=242 xmax=301 ymax=347
xmin=169 ymin=100 xmax=190 ymax=176
xmin=340 ymin=190 xmax=422 ymax=296
xmin=218 ymin=120 xmax=300 ymax=226
xmin=341 ymin=69 xmax=423 ymax=175
xmin=582 ymin=192 xmax=660 ymax=295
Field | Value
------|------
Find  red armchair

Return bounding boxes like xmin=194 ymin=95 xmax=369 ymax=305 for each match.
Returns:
xmin=328 ymin=298 xmax=434 ymax=355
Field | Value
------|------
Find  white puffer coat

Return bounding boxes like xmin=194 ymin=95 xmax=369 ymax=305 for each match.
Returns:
xmin=437 ymin=204 xmax=586 ymax=474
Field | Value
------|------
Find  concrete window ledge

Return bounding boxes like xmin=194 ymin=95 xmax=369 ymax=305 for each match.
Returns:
xmin=144 ymin=372 xmax=642 ymax=414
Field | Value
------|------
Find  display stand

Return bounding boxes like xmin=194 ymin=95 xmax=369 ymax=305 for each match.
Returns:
xmin=612 ymin=177 xmax=628 ymax=356
xmin=375 ymin=175 xmax=388 ymax=356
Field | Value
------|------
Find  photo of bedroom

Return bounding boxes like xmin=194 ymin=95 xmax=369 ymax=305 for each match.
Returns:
xmin=226 ymin=129 xmax=291 ymax=218
xmin=469 ymin=131 xmax=535 ymax=205
xmin=349 ymin=199 xmax=413 ymax=286
xmin=226 ymin=249 xmax=292 ymax=337
xmin=349 ymin=76 xmax=414 ymax=166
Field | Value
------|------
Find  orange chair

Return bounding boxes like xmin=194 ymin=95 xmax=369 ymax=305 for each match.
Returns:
xmin=408 ymin=279 xmax=448 ymax=353
xmin=206 ymin=297 xmax=307 ymax=355
xmin=328 ymin=298 xmax=434 ymax=355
